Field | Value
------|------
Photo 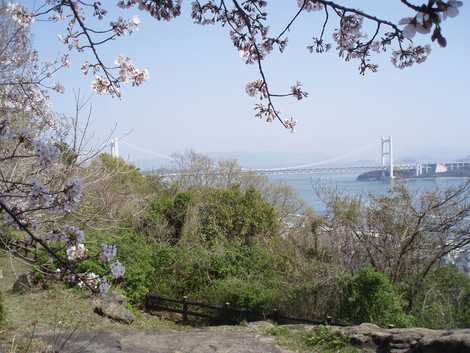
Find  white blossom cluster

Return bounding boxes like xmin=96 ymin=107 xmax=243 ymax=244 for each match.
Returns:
xmin=6 ymin=3 xmax=34 ymax=27
xmin=111 ymin=16 xmax=141 ymax=36
xmin=399 ymin=0 xmax=462 ymax=46
xmin=0 ymin=2 xmax=126 ymax=297
xmin=298 ymin=0 xmax=324 ymax=12
xmin=32 ymin=140 xmax=60 ymax=167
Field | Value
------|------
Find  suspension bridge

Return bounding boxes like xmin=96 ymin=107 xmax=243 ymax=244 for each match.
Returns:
xmin=108 ymin=137 xmax=470 ymax=179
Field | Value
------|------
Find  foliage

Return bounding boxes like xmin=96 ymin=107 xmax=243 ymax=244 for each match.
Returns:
xmin=76 ymin=154 xmax=164 ymax=231
xmin=169 ymin=151 xmax=305 ymax=221
xmin=303 ymin=326 xmax=355 ymax=352
xmin=197 ymin=186 xmax=280 ymax=244
xmin=150 ymin=242 xmax=290 ymax=315
xmin=267 ymin=325 xmax=360 ymax=353
xmin=147 ymin=185 xmax=280 ymax=245
xmin=205 ymin=278 xmax=279 ymax=315
xmin=77 ymin=230 xmax=157 ymax=305
xmin=338 ymin=267 xmax=414 ymax=327
xmin=411 ymin=266 xmax=470 ymax=329
xmin=147 ymin=192 xmax=193 ymax=244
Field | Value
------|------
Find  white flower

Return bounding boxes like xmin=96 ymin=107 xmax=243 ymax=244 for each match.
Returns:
xmin=129 ymin=15 xmax=141 ymax=30
xmin=61 ymin=54 xmax=71 ymax=68
xmin=298 ymin=0 xmax=323 ymax=12
xmin=284 ymin=117 xmax=297 ymax=133
xmin=53 ymin=82 xmax=65 ymax=94
xmin=6 ymin=3 xmax=35 ymax=27
xmin=443 ymin=0 xmax=463 ymax=19
xmin=402 ymin=23 xmax=417 ymax=39
xmin=91 ymin=75 xmax=111 ymax=95
xmin=239 ymin=49 xmax=249 ymax=59
xmin=66 ymin=243 xmax=87 ymax=260
xmin=399 ymin=16 xmax=431 ymax=39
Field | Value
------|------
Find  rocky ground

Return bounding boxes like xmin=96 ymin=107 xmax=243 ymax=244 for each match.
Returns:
xmin=17 ymin=321 xmax=470 ymax=353
xmin=336 ymin=323 xmax=470 ymax=353
xmin=27 ymin=325 xmax=291 ymax=353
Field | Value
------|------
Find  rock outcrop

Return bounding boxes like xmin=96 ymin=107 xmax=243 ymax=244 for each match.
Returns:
xmin=93 ymin=292 xmax=135 ymax=324
xmin=331 ymin=323 xmax=470 ymax=353
xmin=11 ymin=273 xmax=36 ymax=293
xmin=33 ymin=327 xmax=291 ymax=353
xmin=19 ymin=321 xmax=470 ymax=353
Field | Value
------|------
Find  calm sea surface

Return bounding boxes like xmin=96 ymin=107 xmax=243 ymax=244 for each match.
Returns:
xmin=268 ymin=174 xmax=469 ymax=214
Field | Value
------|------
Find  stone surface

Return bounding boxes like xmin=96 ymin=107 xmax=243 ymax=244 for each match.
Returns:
xmin=36 ymin=327 xmax=292 ymax=353
xmin=331 ymin=323 xmax=470 ymax=353
xmin=11 ymin=273 xmax=36 ymax=293
xmin=27 ymin=322 xmax=470 ymax=353
xmin=93 ymin=293 xmax=135 ymax=324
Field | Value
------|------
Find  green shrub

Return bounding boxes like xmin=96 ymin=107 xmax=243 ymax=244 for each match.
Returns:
xmin=411 ymin=266 xmax=470 ymax=329
xmin=197 ymin=186 xmax=280 ymax=244
xmin=148 ymin=242 xmax=291 ymax=319
xmin=303 ymin=326 xmax=351 ymax=351
xmin=205 ymin=277 xmax=279 ymax=314
xmin=148 ymin=192 xmax=192 ymax=244
xmin=77 ymin=230 xmax=157 ymax=305
xmin=146 ymin=186 xmax=280 ymax=246
xmin=267 ymin=325 xmax=360 ymax=353
xmin=338 ymin=267 xmax=414 ymax=327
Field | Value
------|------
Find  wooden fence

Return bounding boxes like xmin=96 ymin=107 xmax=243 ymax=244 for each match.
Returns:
xmin=145 ymin=293 xmax=350 ymax=327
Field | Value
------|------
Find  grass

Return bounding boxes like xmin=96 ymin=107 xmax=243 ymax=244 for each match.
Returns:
xmin=266 ymin=325 xmax=363 ymax=353
xmin=0 ymin=253 xmax=186 ymax=334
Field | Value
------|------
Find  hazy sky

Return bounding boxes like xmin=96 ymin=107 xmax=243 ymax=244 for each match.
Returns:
xmin=26 ymin=1 xmax=470 ymax=167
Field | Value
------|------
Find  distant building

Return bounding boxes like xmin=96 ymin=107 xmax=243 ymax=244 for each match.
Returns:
xmin=435 ymin=163 xmax=448 ymax=174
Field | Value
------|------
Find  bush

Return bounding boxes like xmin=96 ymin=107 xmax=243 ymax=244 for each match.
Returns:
xmin=147 ymin=192 xmax=193 ymax=244
xmin=205 ymin=277 xmax=279 ymax=314
xmin=303 ymin=326 xmax=352 ymax=352
xmin=197 ymin=186 xmax=280 ymax=244
xmin=146 ymin=186 xmax=280 ymax=246
xmin=338 ymin=267 xmax=414 ymax=327
xmin=150 ymin=243 xmax=289 ymax=315
xmin=77 ymin=230 xmax=157 ymax=305
xmin=411 ymin=266 xmax=470 ymax=329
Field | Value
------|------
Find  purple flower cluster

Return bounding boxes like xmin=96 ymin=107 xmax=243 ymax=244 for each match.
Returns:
xmin=100 ymin=243 xmax=117 ymax=263
xmin=110 ymin=260 xmax=125 ymax=279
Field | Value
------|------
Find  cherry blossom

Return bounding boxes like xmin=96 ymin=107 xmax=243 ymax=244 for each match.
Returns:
xmin=66 ymin=243 xmax=87 ymax=261
xmin=6 ymin=3 xmax=34 ymax=27
xmin=442 ymin=0 xmax=463 ymax=19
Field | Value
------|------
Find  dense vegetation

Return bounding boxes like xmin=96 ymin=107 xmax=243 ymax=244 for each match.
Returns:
xmin=34 ymin=152 xmax=469 ymax=329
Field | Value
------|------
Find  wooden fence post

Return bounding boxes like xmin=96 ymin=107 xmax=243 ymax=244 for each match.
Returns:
xmin=224 ymin=302 xmax=231 ymax=323
xmin=272 ymin=309 xmax=280 ymax=324
xmin=182 ymin=296 xmax=188 ymax=322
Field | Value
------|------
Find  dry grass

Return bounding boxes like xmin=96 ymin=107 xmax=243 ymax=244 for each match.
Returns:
xmin=0 ymin=253 xmax=185 ymax=335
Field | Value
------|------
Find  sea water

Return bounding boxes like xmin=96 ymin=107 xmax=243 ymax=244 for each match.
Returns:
xmin=268 ymin=174 xmax=469 ymax=214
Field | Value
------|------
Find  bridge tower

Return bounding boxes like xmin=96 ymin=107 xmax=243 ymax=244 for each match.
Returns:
xmin=381 ymin=136 xmax=394 ymax=179
xmin=110 ymin=138 xmax=119 ymax=158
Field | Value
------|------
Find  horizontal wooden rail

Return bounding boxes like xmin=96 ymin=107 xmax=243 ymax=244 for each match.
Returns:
xmin=145 ymin=293 xmax=350 ymax=327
